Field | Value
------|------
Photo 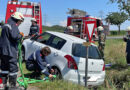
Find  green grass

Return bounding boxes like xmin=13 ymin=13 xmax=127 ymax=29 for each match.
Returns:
xmin=21 ymin=39 xmax=130 ymax=90
xmin=108 ymin=30 xmax=126 ymax=36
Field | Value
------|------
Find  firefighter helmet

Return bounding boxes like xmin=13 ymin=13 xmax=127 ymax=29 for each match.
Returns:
xmin=31 ymin=18 xmax=37 ymax=22
xmin=98 ymin=26 xmax=104 ymax=31
xmin=67 ymin=26 xmax=73 ymax=30
xmin=11 ymin=12 xmax=24 ymax=21
xmin=126 ymin=26 xmax=130 ymax=31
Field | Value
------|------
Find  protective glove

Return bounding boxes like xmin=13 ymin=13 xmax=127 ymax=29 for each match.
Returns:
xmin=20 ymin=32 xmax=24 ymax=37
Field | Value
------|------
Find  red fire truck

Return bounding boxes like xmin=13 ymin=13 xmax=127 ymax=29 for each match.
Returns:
xmin=67 ymin=16 xmax=103 ymax=40
xmin=5 ymin=0 xmax=42 ymax=36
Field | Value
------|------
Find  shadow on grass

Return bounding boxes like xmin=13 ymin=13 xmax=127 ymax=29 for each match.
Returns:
xmin=105 ymin=64 xmax=130 ymax=70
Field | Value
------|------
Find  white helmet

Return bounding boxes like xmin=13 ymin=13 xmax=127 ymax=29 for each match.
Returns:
xmin=67 ymin=26 xmax=73 ymax=30
xmin=11 ymin=12 xmax=24 ymax=21
xmin=126 ymin=26 xmax=130 ymax=31
xmin=31 ymin=18 xmax=37 ymax=22
xmin=98 ymin=26 xmax=104 ymax=31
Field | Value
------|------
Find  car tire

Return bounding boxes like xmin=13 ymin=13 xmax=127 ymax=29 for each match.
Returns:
xmin=52 ymin=67 xmax=62 ymax=79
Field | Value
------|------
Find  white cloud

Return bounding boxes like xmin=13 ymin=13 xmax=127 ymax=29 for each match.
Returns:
xmin=59 ymin=20 xmax=67 ymax=27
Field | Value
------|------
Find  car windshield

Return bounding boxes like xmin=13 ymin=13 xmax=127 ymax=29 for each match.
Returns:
xmin=72 ymin=43 xmax=102 ymax=59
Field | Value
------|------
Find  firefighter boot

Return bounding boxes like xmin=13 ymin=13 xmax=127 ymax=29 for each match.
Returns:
xmin=8 ymin=76 xmax=21 ymax=90
xmin=35 ymin=71 xmax=42 ymax=80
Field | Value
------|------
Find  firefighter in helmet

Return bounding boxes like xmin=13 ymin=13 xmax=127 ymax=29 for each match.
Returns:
xmin=64 ymin=26 xmax=74 ymax=34
xmin=0 ymin=12 xmax=24 ymax=89
xmin=123 ymin=26 xmax=130 ymax=65
xmin=97 ymin=26 xmax=106 ymax=60
xmin=26 ymin=46 xmax=54 ymax=79
xmin=29 ymin=18 xmax=39 ymax=36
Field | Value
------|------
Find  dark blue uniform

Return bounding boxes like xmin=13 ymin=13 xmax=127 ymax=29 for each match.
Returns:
xmin=124 ymin=35 xmax=130 ymax=64
xmin=26 ymin=50 xmax=51 ymax=76
xmin=0 ymin=18 xmax=22 ymax=85
xmin=29 ymin=24 xmax=39 ymax=36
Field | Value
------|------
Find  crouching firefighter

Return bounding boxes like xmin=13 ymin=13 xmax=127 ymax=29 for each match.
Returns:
xmin=0 ymin=12 xmax=24 ymax=89
xmin=26 ymin=46 xmax=54 ymax=80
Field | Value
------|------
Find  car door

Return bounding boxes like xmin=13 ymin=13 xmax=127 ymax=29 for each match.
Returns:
xmin=26 ymin=32 xmax=53 ymax=58
xmin=45 ymin=36 xmax=67 ymax=69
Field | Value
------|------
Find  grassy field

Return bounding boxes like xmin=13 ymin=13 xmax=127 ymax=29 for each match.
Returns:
xmin=20 ymin=39 xmax=130 ymax=90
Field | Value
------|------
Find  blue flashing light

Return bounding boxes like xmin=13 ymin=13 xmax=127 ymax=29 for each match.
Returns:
xmin=86 ymin=15 xmax=90 ymax=17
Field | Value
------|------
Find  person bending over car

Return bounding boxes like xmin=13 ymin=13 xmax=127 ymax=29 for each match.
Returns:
xmin=26 ymin=46 xmax=54 ymax=79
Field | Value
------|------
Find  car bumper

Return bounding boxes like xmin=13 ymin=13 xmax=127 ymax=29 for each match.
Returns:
xmin=63 ymin=70 xmax=105 ymax=86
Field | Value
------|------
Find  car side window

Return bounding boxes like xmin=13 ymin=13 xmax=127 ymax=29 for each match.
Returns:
xmin=36 ymin=33 xmax=52 ymax=45
xmin=49 ymin=36 xmax=66 ymax=50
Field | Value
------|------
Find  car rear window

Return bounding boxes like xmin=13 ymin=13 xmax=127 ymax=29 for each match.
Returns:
xmin=72 ymin=43 xmax=102 ymax=59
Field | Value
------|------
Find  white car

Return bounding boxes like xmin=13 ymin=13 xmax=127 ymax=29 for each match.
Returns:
xmin=22 ymin=31 xmax=105 ymax=87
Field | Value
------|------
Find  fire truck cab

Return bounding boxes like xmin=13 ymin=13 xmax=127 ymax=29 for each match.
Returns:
xmin=67 ymin=16 xmax=103 ymax=39
xmin=66 ymin=9 xmax=103 ymax=40
xmin=5 ymin=0 xmax=42 ymax=36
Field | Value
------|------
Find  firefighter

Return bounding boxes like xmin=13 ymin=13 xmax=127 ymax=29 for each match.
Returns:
xmin=0 ymin=12 xmax=24 ymax=89
xmin=97 ymin=26 xmax=106 ymax=60
xmin=64 ymin=26 xmax=74 ymax=34
xmin=123 ymin=26 xmax=130 ymax=65
xmin=29 ymin=18 xmax=39 ymax=36
xmin=26 ymin=46 xmax=54 ymax=79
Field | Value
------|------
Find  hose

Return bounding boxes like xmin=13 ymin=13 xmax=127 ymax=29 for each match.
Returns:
xmin=17 ymin=38 xmax=56 ymax=89
xmin=18 ymin=38 xmax=28 ymax=89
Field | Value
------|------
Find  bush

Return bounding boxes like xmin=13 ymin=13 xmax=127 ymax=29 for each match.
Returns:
xmin=110 ymin=31 xmax=126 ymax=36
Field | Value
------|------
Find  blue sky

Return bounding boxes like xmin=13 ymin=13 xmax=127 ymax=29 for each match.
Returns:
xmin=0 ymin=0 xmax=129 ymax=30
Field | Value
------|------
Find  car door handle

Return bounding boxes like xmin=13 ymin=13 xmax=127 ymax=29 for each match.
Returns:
xmin=91 ymin=62 xmax=94 ymax=65
xmin=54 ymin=52 xmax=58 ymax=56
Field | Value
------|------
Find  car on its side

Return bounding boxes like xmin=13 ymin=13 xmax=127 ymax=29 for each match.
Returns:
xmin=22 ymin=31 xmax=105 ymax=86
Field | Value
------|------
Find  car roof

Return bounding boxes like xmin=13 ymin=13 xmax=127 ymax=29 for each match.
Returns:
xmin=46 ymin=31 xmax=85 ymax=42
xmin=46 ymin=31 xmax=96 ymax=46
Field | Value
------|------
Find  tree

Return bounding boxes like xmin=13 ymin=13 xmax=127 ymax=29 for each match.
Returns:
xmin=109 ymin=0 xmax=130 ymax=17
xmin=106 ymin=12 xmax=128 ymax=33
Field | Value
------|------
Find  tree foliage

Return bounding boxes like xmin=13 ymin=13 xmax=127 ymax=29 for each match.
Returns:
xmin=106 ymin=12 xmax=128 ymax=33
xmin=110 ymin=0 xmax=130 ymax=17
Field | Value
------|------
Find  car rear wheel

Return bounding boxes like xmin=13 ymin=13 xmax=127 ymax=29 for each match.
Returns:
xmin=52 ymin=67 xmax=62 ymax=79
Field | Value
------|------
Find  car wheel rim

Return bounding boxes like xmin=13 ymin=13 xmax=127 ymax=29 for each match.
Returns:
xmin=54 ymin=68 xmax=61 ymax=79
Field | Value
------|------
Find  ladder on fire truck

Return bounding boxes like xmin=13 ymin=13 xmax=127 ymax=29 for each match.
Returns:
xmin=33 ymin=3 xmax=40 ymax=25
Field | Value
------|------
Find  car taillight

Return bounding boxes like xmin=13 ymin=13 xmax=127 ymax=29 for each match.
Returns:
xmin=64 ymin=55 xmax=78 ymax=70
xmin=102 ymin=63 xmax=105 ymax=71
xmin=0 ymin=78 xmax=2 ymax=84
